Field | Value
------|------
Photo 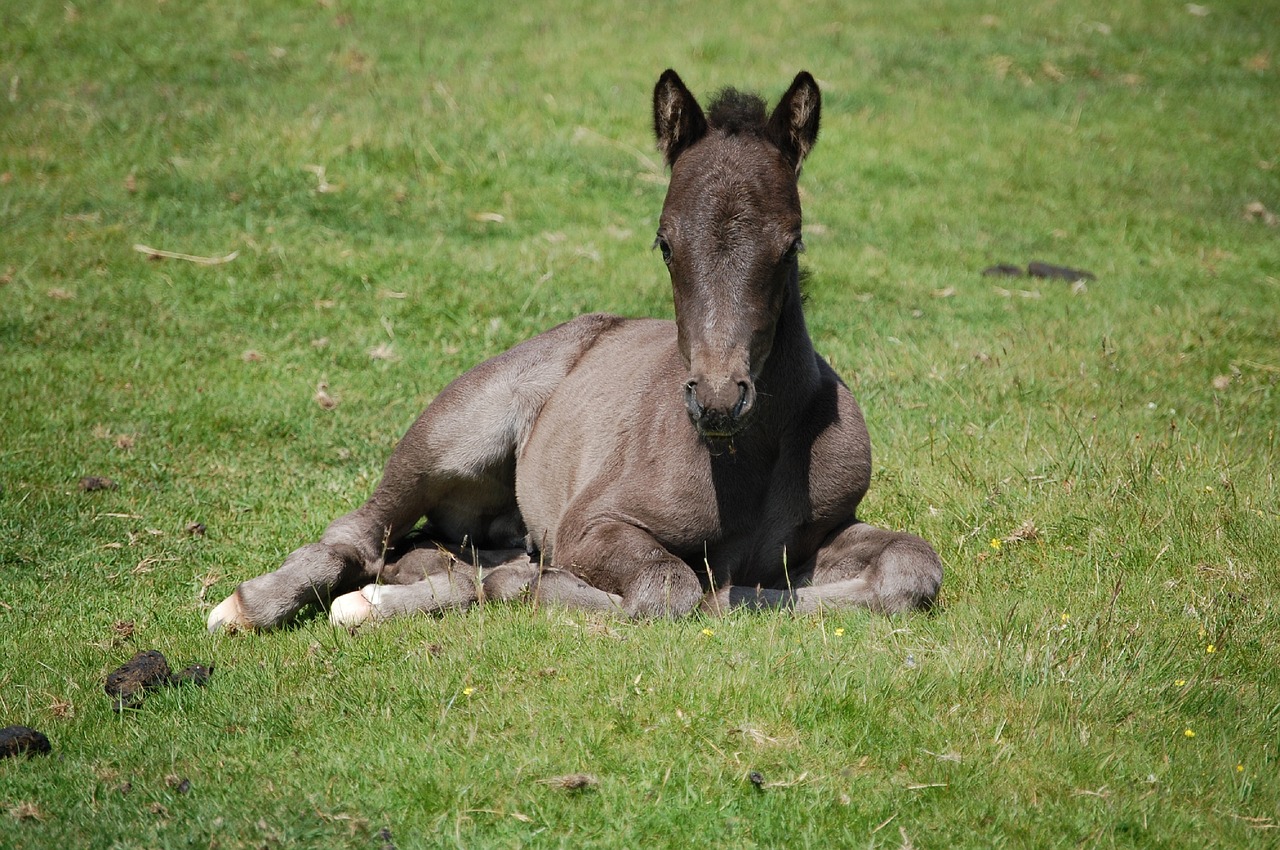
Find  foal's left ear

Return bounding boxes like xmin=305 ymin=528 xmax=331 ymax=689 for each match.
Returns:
xmin=767 ymin=71 xmax=821 ymax=173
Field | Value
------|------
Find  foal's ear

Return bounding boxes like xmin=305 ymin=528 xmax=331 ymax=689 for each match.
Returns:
xmin=767 ymin=71 xmax=821 ymax=173
xmin=653 ymin=69 xmax=708 ymax=167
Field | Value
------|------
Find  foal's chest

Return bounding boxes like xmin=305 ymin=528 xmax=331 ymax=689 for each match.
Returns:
xmin=661 ymin=445 xmax=816 ymax=583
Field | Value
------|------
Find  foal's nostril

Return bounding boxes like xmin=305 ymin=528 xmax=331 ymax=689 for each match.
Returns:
xmin=732 ymin=382 xmax=750 ymax=419
xmin=684 ymin=380 xmax=702 ymax=417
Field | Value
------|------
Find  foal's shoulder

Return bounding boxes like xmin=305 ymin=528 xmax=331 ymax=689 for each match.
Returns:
xmin=798 ymin=357 xmax=872 ymax=502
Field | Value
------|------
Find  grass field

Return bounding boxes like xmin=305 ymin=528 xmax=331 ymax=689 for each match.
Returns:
xmin=2 ymin=0 xmax=1278 ymax=846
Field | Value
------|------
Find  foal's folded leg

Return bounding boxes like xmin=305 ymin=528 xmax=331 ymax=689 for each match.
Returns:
xmin=328 ymin=546 xmax=514 ymax=626
xmin=329 ymin=567 xmax=484 ymax=626
xmin=798 ymin=521 xmax=941 ymax=613
xmin=700 ymin=521 xmax=941 ymax=615
xmin=473 ymin=561 xmax=627 ymax=612
xmin=329 ymin=561 xmax=625 ymax=626
xmin=525 ymin=569 xmax=625 ymax=613
xmin=553 ymin=520 xmax=704 ymax=618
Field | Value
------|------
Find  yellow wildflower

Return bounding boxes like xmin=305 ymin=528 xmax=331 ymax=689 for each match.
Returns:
xmin=1184 ymin=729 xmax=1196 ymax=738
xmin=462 ymin=686 xmax=475 ymax=696
xmin=989 ymin=538 xmax=1002 ymax=550
xmin=701 ymin=627 xmax=714 ymax=637
xmin=1060 ymin=612 xmax=1071 ymax=623
xmin=1206 ymin=644 xmax=1216 ymax=654
xmin=834 ymin=628 xmax=845 ymax=637
xmin=1237 ymin=764 xmax=1245 ymax=772
xmin=1175 ymin=679 xmax=1186 ymax=687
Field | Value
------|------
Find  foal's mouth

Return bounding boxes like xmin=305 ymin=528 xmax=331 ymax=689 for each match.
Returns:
xmin=696 ymin=423 xmax=745 ymax=440
xmin=691 ymin=411 xmax=753 ymax=442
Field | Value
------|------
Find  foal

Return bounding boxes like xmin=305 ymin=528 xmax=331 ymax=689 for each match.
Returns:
xmin=207 ymin=70 xmax=942 ymax=631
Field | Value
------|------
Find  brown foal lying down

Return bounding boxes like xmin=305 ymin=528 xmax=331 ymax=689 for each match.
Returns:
xmin=207 ymin=70 xmax=942 ymax=632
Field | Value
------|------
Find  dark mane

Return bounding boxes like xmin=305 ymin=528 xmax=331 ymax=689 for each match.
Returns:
xmin=706 ymin=88 xmax=768 ymax=135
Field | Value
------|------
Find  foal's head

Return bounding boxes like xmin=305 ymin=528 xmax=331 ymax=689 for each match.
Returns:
xmin=652 ymin=70 xmax=821 ymax=440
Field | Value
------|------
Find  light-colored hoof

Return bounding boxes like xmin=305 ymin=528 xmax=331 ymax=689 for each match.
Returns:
xmin=207 ymin=590 xmax=252 ymax=633
xmin=329 ymin=585 xmax=383 ymax=627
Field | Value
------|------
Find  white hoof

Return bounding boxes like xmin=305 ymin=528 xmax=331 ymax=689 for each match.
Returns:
xmin=207 ymin=590 xmax=252 ymax=633
xmin=329 ymin=585 xmax=383 ymax=627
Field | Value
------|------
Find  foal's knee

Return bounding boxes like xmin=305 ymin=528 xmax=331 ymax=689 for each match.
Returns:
xmin=622 ymin=563 xmax=703 ymax=619
xmin=873 ymin=536 xmax=942 ymax=613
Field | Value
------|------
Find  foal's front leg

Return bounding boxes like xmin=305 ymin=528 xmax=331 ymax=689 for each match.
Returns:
xmin=327 ymin=540 xmax=626 ymax=626
xmin=703 ymin=521 xmax=942 ymax=615
xmin=554 ymin=520 xmax=705 ymax=618
xmin=801 ymin=521 xmax=942 ymax=613
xmin=328 ymin=550 xmax=489 ymax=627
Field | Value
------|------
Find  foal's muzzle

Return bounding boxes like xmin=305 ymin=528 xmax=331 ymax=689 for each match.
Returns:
xmin=684 ymin=377 xmax=756 ymax=438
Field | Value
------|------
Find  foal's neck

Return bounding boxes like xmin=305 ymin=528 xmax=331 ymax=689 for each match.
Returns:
xmin=759 ymin=274 xmax=822 ymax=410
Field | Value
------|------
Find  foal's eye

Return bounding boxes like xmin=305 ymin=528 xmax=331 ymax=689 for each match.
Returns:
xmin=783 ymin=239 xmax=805 ymax=263
xmin=654 ymin=234 xmax=673 ymax=265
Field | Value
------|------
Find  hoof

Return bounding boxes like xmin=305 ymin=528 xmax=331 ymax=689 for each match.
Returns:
xmin=329 ymin=585 xmax=382 ymax=627
xmin=699 ymin=585 xmax=733 ymax=616
xmin=207 ymin=590 xmax=252 ymax=633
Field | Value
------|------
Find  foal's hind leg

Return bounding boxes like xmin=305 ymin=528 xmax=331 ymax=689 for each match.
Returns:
xmin=207 ymin=318 xmax=615 ymax=632
xmin=702 ymin=521 xmax=942 ymax=615
xmin=206 ymin=425 xmax=516 ymax=632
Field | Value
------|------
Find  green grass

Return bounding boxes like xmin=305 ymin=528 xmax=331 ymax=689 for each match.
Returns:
xmin=2 ymin=0 xmax=1278 ymax=846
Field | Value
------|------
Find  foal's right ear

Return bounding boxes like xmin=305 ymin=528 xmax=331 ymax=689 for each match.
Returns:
xmin=653 ymin=69 xmax=708 ymax=167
